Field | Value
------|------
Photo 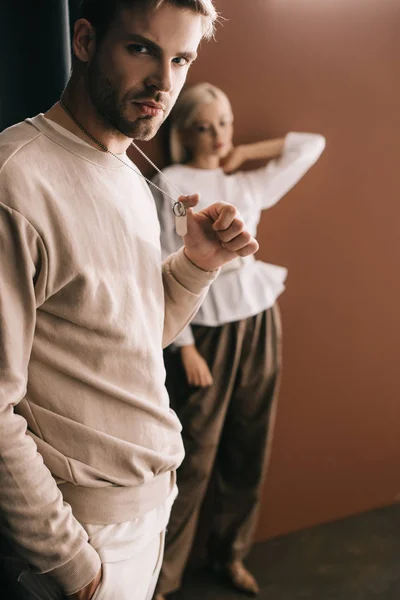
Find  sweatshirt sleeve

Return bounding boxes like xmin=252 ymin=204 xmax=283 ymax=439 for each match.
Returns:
xmin=242 ymin=132 xmax=326 ymax=210
xmin=162 ymin=248 xmax=218 ymax=348
xmin=0 ymin=203 xmax=101 ymax=595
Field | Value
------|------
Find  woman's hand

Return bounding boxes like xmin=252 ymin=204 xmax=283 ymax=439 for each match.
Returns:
xmin=181 ymin=345 xmax=213 ymax=388
xmin=221 ymin=145 xmax=248 ymax=174
xmin=66 ymin=569 xmax=102 ymax=600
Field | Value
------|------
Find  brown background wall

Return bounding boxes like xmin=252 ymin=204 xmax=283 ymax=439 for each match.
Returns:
xmin=134 ymin=0 xmax=400 ymax=540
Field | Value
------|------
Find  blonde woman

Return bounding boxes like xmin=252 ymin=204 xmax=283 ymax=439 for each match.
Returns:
xmin=152 ymin=83 xmax=325 ymax=598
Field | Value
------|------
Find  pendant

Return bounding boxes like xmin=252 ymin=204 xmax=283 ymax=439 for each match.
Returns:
xmin=173 ymin=201 xmax=187 ymax=237
xmin=175 ymin=215 xmax=187 ymax=237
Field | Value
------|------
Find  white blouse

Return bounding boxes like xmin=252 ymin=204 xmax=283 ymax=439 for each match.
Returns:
xmin=152 ymin=132 xmax=326 ymax=346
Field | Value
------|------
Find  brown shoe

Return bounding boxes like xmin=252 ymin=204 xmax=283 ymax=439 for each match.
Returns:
xmin=223 ymin=560 xmax=260 ymax=596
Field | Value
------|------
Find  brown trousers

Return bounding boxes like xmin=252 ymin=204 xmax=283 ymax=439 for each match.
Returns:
xmin=157 ymin=304 xmax=282 ymax=595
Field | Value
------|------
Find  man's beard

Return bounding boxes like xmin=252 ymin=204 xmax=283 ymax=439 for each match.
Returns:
xmin=87 ymin=59 xmax=166 ymax=141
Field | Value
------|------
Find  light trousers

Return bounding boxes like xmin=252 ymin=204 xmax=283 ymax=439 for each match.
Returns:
xmin=2 ymin=489 xmax=175 ymax=600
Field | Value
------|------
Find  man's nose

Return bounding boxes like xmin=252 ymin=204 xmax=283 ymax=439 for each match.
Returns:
xmin=145 ymin=59 xmax=173 ymax=93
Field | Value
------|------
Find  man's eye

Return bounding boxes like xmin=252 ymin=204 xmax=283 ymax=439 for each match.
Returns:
xmin=172 ymin=57 xmax=189 ymax=66
xmin=127 ymin=44 xmax=150 ymax=55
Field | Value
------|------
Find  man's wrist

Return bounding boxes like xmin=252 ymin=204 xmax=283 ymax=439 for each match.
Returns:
xmin=183 ymin=248 xmax=215 ymax=273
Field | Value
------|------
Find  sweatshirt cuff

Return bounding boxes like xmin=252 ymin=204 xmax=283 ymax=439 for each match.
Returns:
xmin=48 ymin=542 xmax=101 ymax=596
xmin=169 ymin=247 xmax=219 ymax=295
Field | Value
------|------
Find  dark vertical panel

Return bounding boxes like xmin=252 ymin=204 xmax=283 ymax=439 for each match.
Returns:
xmin=0 ymin=0 xmax=71 ymax=131
xmin=68 ymin=0 xmax=80 ymax=39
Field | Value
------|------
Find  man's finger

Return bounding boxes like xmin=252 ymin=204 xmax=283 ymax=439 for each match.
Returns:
xmin=179 ymin=193 xmax=199 ymax=209
xmin=212 ymin=204 xmax=238 ymax=231
xmin=216 ymin=218 xmax=244 ymax=243
xmin=236 ymin=238 xmax=260 ymax=257
xmin=222 ymin=230 xmax=252 ymax=253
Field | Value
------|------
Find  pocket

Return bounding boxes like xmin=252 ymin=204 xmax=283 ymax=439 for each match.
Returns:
xmin=145 ymin=531 xmax=166 ymax=600
xmin=90 ymin=562 xmax=130 ymax=600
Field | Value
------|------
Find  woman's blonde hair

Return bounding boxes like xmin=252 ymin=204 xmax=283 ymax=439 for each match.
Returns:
xmin=169 ymin=82 xmax=233 ymax=164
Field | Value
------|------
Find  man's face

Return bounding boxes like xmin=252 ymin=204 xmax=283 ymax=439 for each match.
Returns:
xmin=87 ymin=3 xmax=203 ymax=140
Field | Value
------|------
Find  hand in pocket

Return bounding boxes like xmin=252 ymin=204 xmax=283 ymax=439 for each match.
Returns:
xmin=66 ymin=568 xmax=102 ymax=600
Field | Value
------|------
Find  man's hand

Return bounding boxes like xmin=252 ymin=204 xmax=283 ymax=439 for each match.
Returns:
xmin=66 ymin=569 xmax=102 ymax=600
xmin=181 ymin=345 xmax=213 ymax=387
xmin=180 ymin=196 xmax=259 ymax=272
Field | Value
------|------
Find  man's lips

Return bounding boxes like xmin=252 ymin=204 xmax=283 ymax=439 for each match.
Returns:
xmin=132 ymin=100 xmax=164 ymax=117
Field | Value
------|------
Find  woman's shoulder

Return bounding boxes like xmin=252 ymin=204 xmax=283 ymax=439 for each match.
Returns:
xmin=156 ymin=163 xmax=187 ymax=180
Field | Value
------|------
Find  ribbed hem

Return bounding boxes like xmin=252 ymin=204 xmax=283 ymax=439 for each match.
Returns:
xmin=49 ymin=542 xmax=101 ymax=596
xmin=169 ymin=247 xmax=219 ymax=295
xmin=58 ymin=471 xmax=173 ymax=525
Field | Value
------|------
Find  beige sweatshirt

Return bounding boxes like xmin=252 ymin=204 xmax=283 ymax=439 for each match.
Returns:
xmin=0 ymin=115 xmax=218 ymax=594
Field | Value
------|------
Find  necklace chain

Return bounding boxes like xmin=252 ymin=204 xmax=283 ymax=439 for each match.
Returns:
xmin=59 ymin=99 xmax=186 ymax=217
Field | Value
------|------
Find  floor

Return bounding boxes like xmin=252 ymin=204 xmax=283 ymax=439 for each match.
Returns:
xmin=171 ymin=503 xmax=400 ymax=599
xmin=2 ymin=503 xmax=400 ymax=599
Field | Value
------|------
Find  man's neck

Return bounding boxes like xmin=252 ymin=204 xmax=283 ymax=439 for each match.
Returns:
xmin=45 ymin=83 xmax=132 ymax=155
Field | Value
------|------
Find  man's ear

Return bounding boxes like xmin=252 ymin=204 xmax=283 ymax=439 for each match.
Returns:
xmin=72 ymin=18 xmax=97 ymax=63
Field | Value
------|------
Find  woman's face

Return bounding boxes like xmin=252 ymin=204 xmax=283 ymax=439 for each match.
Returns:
xmin=184 ymin=96 xmax=234 ymax=162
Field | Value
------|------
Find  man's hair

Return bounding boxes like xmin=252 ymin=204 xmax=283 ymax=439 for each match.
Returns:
xmin=78 ymin=0 xmax=218 ymax=44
